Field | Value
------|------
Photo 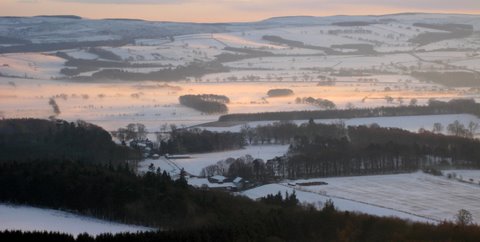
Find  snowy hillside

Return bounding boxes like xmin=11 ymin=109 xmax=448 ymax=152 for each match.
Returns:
xmin=0 ymin=203 xmax=152 ymax=237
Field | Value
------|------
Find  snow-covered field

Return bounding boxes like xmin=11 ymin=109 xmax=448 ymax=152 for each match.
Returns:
xmin=443 ymin=170 xmax=480 ymax=184
xmin=242 ymin=171 xmax=480 ymax=224
xmin=0 ymin=204 xmax=152 ymax=237
xmin=139 ymin=145 xmax=289 ymax=176
xmin=1 ymin=76 xmax=472 ymax=133
xmin=0 ymin=53 xmax=65 ymax=79
xmin=242 ymin=183 xmax=434 ymax=223
xmin=1 ymin=15 xmax=479 ymax=134
xmin=1 ymin=13 xmax=480 ymax=231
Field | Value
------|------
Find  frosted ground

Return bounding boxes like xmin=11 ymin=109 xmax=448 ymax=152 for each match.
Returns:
xmin=0 ymin=203 xmax=152 ymax=237
xmin=243 ymin=171 xmax=480 ymax=224
xmin=0 ymin=77 xmax=475 ymax=133
xmin=139 ymin=144 xmax=289 ymax=176
xmin=2 ymin=13 xmax=480 ymax=231
xmin=2 ymin=14 xmax=480 ymax=133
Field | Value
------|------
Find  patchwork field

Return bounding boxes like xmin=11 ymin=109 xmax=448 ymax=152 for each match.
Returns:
xmin=243 ymin=171 xmax=480 ymax=224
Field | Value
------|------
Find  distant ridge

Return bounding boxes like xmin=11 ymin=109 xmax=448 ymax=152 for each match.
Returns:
xmin=263 ymin=15 xmax=318 ymax=21
xmin=0 ymin=12 xmax=478 ymax=24
xmin=35 ymin=15 xmax=82 ymax=19
xmin=103 ymin=18 xmax=145 ymax=22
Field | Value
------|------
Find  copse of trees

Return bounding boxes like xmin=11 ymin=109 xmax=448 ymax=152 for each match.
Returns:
xmin=200 ymin=155 xmax=269 ymax=181
xmin=56 ymin=51 xmax=174 ymax=77
xmin=111 ymin=123 xmax=148 ymax=141
xmin=289 ymin=124 xmax=480 ymax=179
xmin=221 ymin=121 xmax=480 ymax=180
xmin=219 ymin=98 xmax=480 ymax=122
xmin=267 ymin=89 xmax=294 ymax=97
xmin=0 ymin=39 xmax=130 ymax=54
xmin=0 ymin=119 xmax=140 ymax=163
xmin=262 ymin=35 xmax=338 ymax=54
xmin=295 ymin=96 xmax=336 ymax=109
xmin=160 ymin=128 xmax=245 ymax=154
xmin=411 ymin=23 xmax=473 ymax=45
xmin=88 ymin=61 xmax=228 ymax=81
xmin=179 ymin=94 xmax=229 ymax=114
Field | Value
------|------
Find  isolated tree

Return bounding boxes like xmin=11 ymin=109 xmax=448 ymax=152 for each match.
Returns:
xmin=48 ymin=97 xmax=61 ymax=117
xmin=447 ymin=120 xmax=468 ymax=137
xmin=322 ymin=199 xmax=336 ymax=213
xmin=345 ymin=102 xmax=355 ymax=110
xmin=136 ymin=123 xmax=147 ymax=140
xmin=468 ymin=121 xmax=479 ymax=137
xmin=148 ymin=163 xmax=155 ymax=173
xmin=126 ymin=123 xmax=137 ymax=140
xmin=432 ymin=122 xmax=444 ymax=133
xmin=409 ymin=98 xmax=418 ymax=106
xmin=384 ymin=95 xmax=394 ymax=104
xmin=456 ymin=209 xmax=473 ymax=226
xmin=115 ymin=128 xmax=128 ymax=141
xmin=397 ymin=97 xmax=404 ymax=105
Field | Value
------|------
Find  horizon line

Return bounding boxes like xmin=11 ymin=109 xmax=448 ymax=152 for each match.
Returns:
xmin=1 ymin=11 xmax=479 ymax=24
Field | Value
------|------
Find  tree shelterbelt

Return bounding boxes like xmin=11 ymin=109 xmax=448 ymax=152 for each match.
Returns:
xmin=219 ymin=98 xmax=480 ymax=122
xmin=224 ymin=121 xmax=480 ymax=180
xmin=179 ymin=94 xmax=229 ymax=114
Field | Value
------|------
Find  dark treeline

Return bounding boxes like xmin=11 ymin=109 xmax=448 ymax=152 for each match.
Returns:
xmin=161 ymin=128 xmax=244 ymax=154
xmin=0 ymin=39 xmax=130 ymax=54
xmin=87 ymin=47 xmax=123 ymax=61
xmin=219 ymin=98 xmax=480 ymax=122
xmin=413 ymin=23 xmax=474 ymax=32
xmin=179 ymin=94 xmax=229 ymax=114
xmin=411 ymin=23 xmax=473 ymax=45
xmin=412 ymin=71 xmax=480 ymax=87
xmin=0 ymin=119 xmax=140 ymax=164
xmin=82 ymin=61 xmax=228 ymax=81
xmin=237 ymin=121 xmax=480 ymax=179
xmin=262 ymin=35 xmax=338 ymax=54
xmin=55 ymin=52 xmax=171 ymax=77
xmin=0 ymin=36 xmax=31 ymax=44
xmin=0 ymin=160 xmax=195 ymax=228
xmin=295 ymin=96 xmax=336 ymax=109
xmin=262 ymin=35 xmax=377 ymax=55
xmin=215 ymin=47 xmax=273 ymax=63
xmin=223 ymin=46 xmax=274 ymax=56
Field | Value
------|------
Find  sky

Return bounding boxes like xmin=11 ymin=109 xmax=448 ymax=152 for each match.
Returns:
xmin=1 ymin=0 xmax=479 ymax=22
